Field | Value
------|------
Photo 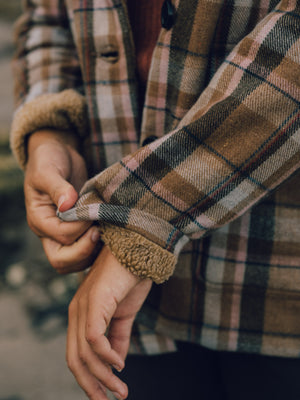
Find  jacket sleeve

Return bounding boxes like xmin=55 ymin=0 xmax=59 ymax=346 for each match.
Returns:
xmin=10 ymin=0 xmax=88 ymax=169
xmin=60 ymin=2 xmax=300 ymax=283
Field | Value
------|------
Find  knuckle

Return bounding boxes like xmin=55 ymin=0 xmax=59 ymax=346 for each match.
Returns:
xmin=104 ymin=365 xmax=115 ymax=381
xmin=78 ymin=349 xmax=88 ymax=365
xmin=57 ymin=234 xmax=74 ymax=246
xmin=78 ymin=246 xmax=92 ymax=261
xmin=26 ymin=217 xmax=35 ymax=233
xmin=56 ymin=267 xmax=68 ymax=275
xmin=47 ymin=255 xmax=64 ymax=272
xmin=86 ymin=389 xmax=99 ymax=400
xmin=29 ymin=170 xmax=44 ymax=189
xmin=66 ymin=354 xmax=76 ymax=372
xmin=26 ymin=213 xmax=39 ymax=235
xmin=85 ymin=329 xmax=98 ymax=347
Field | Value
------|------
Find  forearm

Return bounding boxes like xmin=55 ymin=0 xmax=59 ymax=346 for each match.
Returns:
xmin=27 ymin=129 xmax=81 ymax=159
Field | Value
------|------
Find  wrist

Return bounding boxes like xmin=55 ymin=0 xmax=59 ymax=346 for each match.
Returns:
xmin=27 ymin=129 xmax=80 ymax=158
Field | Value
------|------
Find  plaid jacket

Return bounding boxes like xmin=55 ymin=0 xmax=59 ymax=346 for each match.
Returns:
xmin=11 ymin=0 xmax=300 ymax=357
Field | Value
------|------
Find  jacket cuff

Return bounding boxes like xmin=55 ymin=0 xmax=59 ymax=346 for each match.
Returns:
xmin=98 ymin=223 xmax=177 ymax=284
xmin=10 ymin=89 xmax=88 ymax=169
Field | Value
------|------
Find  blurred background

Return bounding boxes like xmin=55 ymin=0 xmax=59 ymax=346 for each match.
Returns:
xmin=0 ymin=3 xmax=86 ymax=399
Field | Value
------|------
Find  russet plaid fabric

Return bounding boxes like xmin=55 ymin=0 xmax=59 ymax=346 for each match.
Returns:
xmin=12 ymin=0 xmax=300 ymax=356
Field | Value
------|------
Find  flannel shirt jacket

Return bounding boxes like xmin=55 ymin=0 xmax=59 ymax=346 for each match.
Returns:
xmin=11 ymin=0 xmax=300 ymax=357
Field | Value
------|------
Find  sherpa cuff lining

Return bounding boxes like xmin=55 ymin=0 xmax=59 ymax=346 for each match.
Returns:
xmin=10 ymin=89 xmax=88 ymax=169
xmin=98 ymin=223 xmax=176 ymax=284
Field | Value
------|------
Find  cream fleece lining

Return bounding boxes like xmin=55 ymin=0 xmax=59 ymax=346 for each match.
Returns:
xmin=10 ymin=88 xmax=175 ymax=282
xmin=10 ymin=89 xmax=88 ymax=169
xmin=99 ymin=223 xmax=176 ymax=284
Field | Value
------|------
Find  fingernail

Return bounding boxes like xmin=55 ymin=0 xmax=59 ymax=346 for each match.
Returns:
xmin=58 ymin=195 xmax=65 ymax=211
xmin=112 ymin=364 xmax=123 ymax=373
xmin=112 ymin=391 xmax=125 ymax=400
xmin=91 ymin=228 xmax=100 ymax=243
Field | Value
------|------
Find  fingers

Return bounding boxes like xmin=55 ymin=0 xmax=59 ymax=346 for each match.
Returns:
xmin=67 ymin=303 xmax=110 ymax=400
xmin=26 ymin=200 xmax=92 ymax=245
xmin=24 ymin=136 xmax=90 ymax=244
xmin=65 ymin=248 xmax=147 ymax=399
xmin=41 ymin=226 xmax=102 ymax=274
xmin=25 ymin=138 xmax=81 ymax=210
xmin=107 ymin=316 xmax=135 ymax=361
xmin=78 ymin=305 xmax=128 ymax=398
xmin=107 ymin=278 xmax=153 ymax=360
xmin=25 ymin=178 xmax=91 ymax=244
xmin=84 ymin=286 xmax=125 ymax=371
xmin=31 ymin=165 xmax=79 ymax=212
xmin=67 ymin=295 xmax=128 ymax=400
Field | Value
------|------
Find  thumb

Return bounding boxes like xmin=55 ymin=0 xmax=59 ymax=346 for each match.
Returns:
xmin=108 ymin=316 xmax=135 ymax=361
xmin=56 ymin=184 xmax=79 ymax=212
xmin=36 ymin=166 xmax=79 ymax=212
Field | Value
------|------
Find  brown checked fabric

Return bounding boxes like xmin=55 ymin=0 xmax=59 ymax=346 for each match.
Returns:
xmin=11 ymin=0 xmax=300 ymax=357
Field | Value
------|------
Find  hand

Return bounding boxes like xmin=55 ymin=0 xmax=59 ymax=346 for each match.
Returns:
xmin=67 ymin=246 xmax=152 ymax=400
xmin=24 ymin=129 xmax=101 ymax=273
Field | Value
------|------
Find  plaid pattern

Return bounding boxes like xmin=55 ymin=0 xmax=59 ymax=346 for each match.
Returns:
xmin=12 ymin=0 xmax=300 ymax=356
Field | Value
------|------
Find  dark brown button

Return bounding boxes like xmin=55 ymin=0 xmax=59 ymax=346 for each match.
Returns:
xmin=161 ymin=0 xmax=176 ymax=30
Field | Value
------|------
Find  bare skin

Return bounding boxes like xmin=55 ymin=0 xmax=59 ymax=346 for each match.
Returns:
xmin=25 ymin=129 xmax=101 ymax=273
xmin=25 ymin=130 xmax=152 ymax=399
xmin=67 ymin=246 xmax=152 ymax=399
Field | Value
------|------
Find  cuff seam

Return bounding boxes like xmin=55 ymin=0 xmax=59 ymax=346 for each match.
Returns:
xmin=10 ymin=89 xmax=88 ymax=169
xmin=99 ymin=223 xmax=177 ymax=284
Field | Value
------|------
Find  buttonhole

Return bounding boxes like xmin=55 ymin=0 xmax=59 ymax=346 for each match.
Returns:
xmin=100 ymin=50 xmax=119 ymax=63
